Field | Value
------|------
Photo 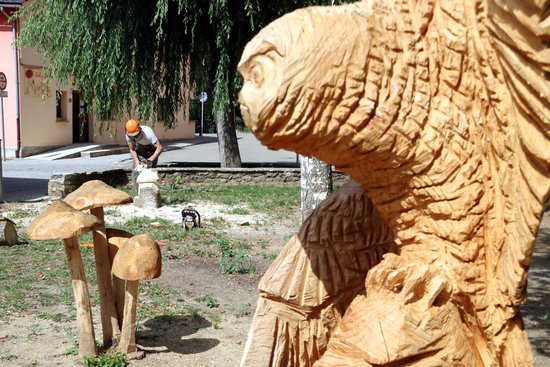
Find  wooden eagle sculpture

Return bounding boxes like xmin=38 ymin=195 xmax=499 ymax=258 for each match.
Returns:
xmin=237 ymin=0 xmax=550 ymax=366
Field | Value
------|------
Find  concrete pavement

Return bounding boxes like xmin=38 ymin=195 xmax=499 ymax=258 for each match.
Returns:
xmin=0 ymin=133 xmax=297 ymax=202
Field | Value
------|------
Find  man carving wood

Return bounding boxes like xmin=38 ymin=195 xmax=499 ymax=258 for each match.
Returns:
xmin=125 ymin=119 xmax=163 ymax=169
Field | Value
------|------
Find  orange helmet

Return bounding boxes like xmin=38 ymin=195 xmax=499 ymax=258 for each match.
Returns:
xmin=125 ymin=119 xmax=141 ymax=136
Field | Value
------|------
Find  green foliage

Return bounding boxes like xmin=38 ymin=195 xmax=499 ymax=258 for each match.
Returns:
xmin=233 ymin=241 xmax=251 ymax=251
xmin=84 ymin=350 xmax=127 ymax=367
xmin=15 ymin=0 xmax=351 ymax=129
xmin=229 ymin=207 xmax=250 ymax=215
xmin=209 ymin=216 xmax=228 ymax=229
xmin=149 ymin=283 xmax=172 ymax=309
xmin=8 ymin=207 xmax=39 ymax=219
xmin=27 ymin=324 xmax=43 ymax=339
xmin=199 ymin=293 xmax=219 ymax=308
xmin=217 ymin=239 xmax=256 ymax=274
xmin=0 ymin=237 xmax=96 ymax=318
xmin=64 ymin=331 xmax=79 ymax=356
xmin=160 ymin=184 xmax=300 ymax=215
xmin=204 ymin=311 xmax=221 ymax=328
xmin=534 ymin=344 xmax=545 ymax=354
xmin=238 ymin=302 xmax=252 ymax=316
xmin=182 ymin=306 xmax=205 ymax=322
xmin=110 ymin=216 xmax=188 ymax=242
xmin=0 ymin=354 xmax=18 ymax=362
xmin=37 ymin=312 xmax=74 ymax=323
xmin=16 ymin=0 xmax=185 ymax=127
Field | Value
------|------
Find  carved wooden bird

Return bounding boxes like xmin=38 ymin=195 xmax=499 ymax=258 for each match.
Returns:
xmin=238 ymin=0 xmax=550 ymax=366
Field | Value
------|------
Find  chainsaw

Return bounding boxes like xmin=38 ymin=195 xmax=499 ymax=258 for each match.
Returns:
xmin=182 ymin=208 xmax=201 ymax=231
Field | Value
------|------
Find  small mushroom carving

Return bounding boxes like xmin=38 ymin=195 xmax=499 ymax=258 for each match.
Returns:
xmin=64 ymin=180 xmax=132 ymax=347
xmin=106 ymin=228 xmax=134 ymax=328
xmin=25 ymin=200 xmax=101 ymax=358
xmin=111 ymin=234 xmax=162 ymax=359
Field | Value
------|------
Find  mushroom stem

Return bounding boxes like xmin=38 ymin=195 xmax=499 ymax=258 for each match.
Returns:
xmin=113 ymin=276 xmax=125 ymax=329
xmin=63 ymin=236 xmax=97 ymax=358
xmin=90 ymin=206 xmax=120 ymax=347
xmin=118 ymin=280 xmax=139 ymax=355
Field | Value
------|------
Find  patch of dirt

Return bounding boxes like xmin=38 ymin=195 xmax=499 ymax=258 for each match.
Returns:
xmin=0 ymin=201 xmax=548 ymax=366
xmin=0 ymin=200 xmax=297 ymax=366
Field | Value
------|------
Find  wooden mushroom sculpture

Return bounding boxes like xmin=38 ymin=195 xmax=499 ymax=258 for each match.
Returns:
xmin=106 ymin=228 xmax=134 ymax=328
xmin=64 ymin=180 xmax=132 ymax=347
xmin=25 ymin=200 xmax=101 ymax=358
xmin=112 ymin=234 xmax=161 ymax=359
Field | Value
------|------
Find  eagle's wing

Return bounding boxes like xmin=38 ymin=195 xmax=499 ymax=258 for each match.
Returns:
xmin=479 ymin=0 xmax=550 ymax=336
xmin=240 ymin=181 xmax=395 ymax=367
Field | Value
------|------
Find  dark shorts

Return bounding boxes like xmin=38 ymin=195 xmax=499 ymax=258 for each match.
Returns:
xmin=135 ymin=144 xmax=158 ymax=168
xmin=136 ymin=144 xmax=156 ymax=159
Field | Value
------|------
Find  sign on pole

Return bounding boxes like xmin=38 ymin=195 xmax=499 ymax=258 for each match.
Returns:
xmin=198 ymin=92 xmax=207 ymax=136
xmin=0 ymin=91 xmax=7 ymax=98
xmin=0 ymin=72 xmax=6 ymax=91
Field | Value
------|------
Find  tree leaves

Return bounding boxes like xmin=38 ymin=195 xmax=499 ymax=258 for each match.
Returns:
xmin=15 ymin=0 xmax=347 ymax=130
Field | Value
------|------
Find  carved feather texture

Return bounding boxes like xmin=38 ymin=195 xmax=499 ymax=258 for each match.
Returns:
xmin=238 ymin=0 xmax=550 ymax=365
xmin=485 ymin=0 xmax=550 ymax=303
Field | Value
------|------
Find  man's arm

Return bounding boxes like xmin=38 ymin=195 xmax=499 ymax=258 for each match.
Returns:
xmin=148 ymin=140 xmax=164 ymax=162
xmin=128 ymin=143 xmax=140 ymax=167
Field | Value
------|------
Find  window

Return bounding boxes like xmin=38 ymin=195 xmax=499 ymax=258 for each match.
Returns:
xmin=56 ymin=90 xmax=68 ymax=121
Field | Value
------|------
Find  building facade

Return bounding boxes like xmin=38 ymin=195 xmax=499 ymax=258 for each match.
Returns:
xmin=0 ymin=0 xmax=195 ymax=158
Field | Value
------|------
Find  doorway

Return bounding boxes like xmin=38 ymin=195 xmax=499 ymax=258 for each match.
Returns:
xmin=72 ymin=91 xmax=89 ymax=143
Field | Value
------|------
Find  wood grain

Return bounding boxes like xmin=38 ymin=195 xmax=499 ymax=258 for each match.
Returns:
xmin=238 ymin=0 xmax=550 ymax=365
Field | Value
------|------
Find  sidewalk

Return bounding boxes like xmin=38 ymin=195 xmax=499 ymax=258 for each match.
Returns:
xmin=157 ymin=133 xmax=297 ymax=166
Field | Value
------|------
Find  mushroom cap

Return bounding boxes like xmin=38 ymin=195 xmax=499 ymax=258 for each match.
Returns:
xmin=64 ymin=180 xmax=132 ymax=210
xmin=106 ymin=228 xmax=134 ymax=264
xmin=25 ymin=200 xmax=101 ymax=240
xmin=111 ymin=234 xmax=162 ymax=281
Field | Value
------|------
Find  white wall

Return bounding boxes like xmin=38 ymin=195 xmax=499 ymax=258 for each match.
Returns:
xmin=19 ymin=47 xmax=74 ymax=149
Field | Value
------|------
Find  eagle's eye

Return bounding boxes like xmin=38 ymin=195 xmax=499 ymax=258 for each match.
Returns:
xmin=249 ymin=62 xmax=265 ymax=88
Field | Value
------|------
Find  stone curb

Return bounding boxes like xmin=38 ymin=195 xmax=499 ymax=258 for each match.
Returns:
xmin=48 ymin=167 xmax=349 ymax=198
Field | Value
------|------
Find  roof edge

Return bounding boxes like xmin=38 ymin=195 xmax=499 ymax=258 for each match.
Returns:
xmin=0 ymin=0 xmax=25 ymax=8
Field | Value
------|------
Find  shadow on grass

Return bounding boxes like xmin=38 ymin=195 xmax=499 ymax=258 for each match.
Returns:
xmin=138 ymin=314 xmax=219 ymax=356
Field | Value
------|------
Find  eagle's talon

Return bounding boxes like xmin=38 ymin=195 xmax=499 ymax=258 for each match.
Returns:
xmin=366 ymin=254 xmax=454 ymax=310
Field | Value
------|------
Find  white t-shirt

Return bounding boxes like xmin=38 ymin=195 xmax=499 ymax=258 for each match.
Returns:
xmin=126 ymin=125 xmax=158 ymax=146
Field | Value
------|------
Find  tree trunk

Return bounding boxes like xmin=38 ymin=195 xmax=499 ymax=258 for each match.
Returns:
xmin=300 ymin=156 xmax=333 ymax=222
xmin=216 ymin=106 xmax=242 ymax=168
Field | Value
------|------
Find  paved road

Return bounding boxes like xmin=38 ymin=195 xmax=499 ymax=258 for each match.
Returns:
xmin=0 ymin=133 xmax=296 ymax=202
